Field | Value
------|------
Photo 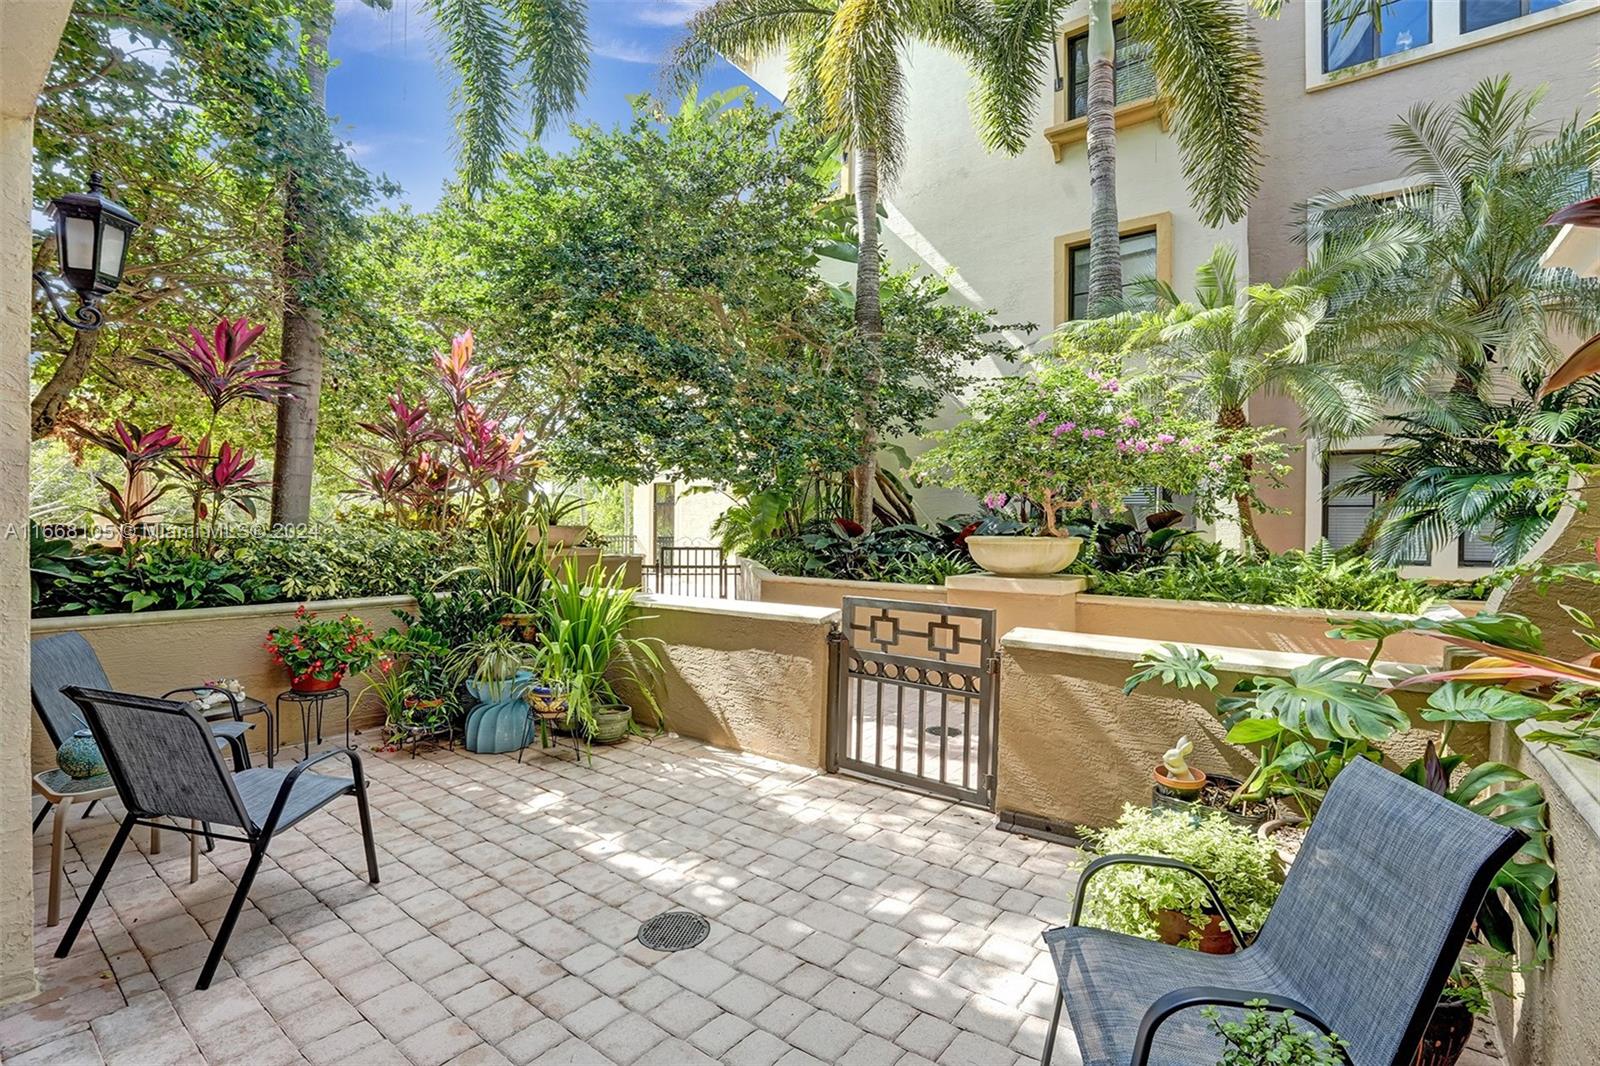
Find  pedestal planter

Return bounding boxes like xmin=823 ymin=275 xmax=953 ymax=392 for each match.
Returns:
xmin=464 ymin=672 xmax=534 ymax=754
xmin=965 ymin=535 xmax=1083 ymax=576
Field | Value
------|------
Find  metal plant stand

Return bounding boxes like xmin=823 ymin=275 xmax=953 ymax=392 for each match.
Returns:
xmin=276 ymin=686 xmax=353 ymax=761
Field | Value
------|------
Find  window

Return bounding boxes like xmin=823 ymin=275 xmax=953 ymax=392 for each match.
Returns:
xmin=1322 ymin=451 xmax=1429 ymax=565
xmin=1323 ymin=0 xmax=1432 ymax=72
xmin=651 ymin=482 xmax=675 ymax=552
xmin=1067 ymin=229 xmax=1158 ymax=320
xmin=1458 ymin=523 xmax=1498 ymax=568
xmin=1462 ymin=0 xmax=1570 ymax=32
xmin=1066 ymin=19 xmax=1156 ymax=120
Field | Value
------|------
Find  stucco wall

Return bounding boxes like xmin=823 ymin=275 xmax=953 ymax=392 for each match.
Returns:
xmin=28 ymin=597 xmax=416 ymax=773
xmin=995 ymin=628 xmax=1477 ymax=835
xmin=754 ymin=567 xmax=1455 ymax=664
xmin=2 ymin=0 xmax=74 ymax=1007
xmin=613 ymin=596 xmax=838 ymax=769
xmin=1491 ymin=724 xmax=1600 ymax=1066
xmin=1494 ymin=479 xmax=1599 ymax=661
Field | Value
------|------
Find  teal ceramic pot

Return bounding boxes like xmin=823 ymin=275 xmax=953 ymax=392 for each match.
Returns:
xmin=56 ymin=729 xmax=105 ymax=779
xmin=464 ymin=671 xmax=534 ymax=754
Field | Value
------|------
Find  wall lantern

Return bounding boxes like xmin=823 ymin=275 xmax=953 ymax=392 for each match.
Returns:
xmin=33 ymin=171 xmax=140 ymax=332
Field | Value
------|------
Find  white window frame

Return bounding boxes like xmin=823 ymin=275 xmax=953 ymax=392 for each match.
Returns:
xmin=1304 ymin=0 xmax=1600 ymax=91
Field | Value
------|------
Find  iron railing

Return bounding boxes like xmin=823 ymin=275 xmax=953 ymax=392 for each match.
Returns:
xmin=642 ymin=545 xmax=742 ymax=599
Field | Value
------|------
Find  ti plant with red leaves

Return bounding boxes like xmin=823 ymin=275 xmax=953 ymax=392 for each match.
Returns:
xmin=167 ymin=436 xmax=266 ymax=550
xmin=70 ymin=421 xmax=185 ymax=546
xmin=139 ymin=317 xmax=292 ymax=421
xmin=349 ymin=330 xmax=536 ymax=528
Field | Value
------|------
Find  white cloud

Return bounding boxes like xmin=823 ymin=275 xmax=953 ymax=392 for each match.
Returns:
xmin=590 ymin=37 xmax=661 ymax=64
xmin=331 ymin=0 xmax=437 ymax=55
xmin=623 ymin=0 xmax=714 ymax=27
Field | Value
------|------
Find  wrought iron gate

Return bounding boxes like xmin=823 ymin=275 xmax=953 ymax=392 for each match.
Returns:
xmin=828 ymin=597 xmax=998 ymax=808
xmin=643 ymin=546 xmax=740 ymax=598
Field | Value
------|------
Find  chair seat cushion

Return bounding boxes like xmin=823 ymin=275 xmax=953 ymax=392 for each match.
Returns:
xmin=234 ymin=767 xmax=353 ymax=832
xmin=1045 ymin=926 xmax=1306 ymax=1066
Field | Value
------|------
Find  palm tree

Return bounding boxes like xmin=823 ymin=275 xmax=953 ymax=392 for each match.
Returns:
xmin=671 ymin=0 xmax=1037 ymax=530
xmin=272 ymin=0 xmax=590 ymax=525
xmin=1339 ymin=384 xmax=1600 ymax=566
xmin=1312 ymin=76 xmax=1600 ymax=404
xmin=1005 ymin=0 xmax=1276 ymax=312
xmin=1067 ymin=227 xmax=1418 ymax=545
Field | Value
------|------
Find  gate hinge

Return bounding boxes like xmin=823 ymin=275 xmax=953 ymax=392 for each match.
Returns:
xmin=986 ymin=654 xmax=1002 ymax=677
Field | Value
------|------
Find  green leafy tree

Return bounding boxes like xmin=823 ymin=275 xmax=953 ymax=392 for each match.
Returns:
xmin=671 ymin=0 xmax=1040 ymax=528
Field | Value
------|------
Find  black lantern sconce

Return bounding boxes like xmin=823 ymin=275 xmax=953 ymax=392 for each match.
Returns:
xmin=33 ymin=171 xmax=140 ymax=332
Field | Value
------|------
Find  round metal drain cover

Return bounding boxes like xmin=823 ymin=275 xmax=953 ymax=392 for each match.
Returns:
xmin=926 ymin=725 xmax=964 ymax=738
xmin=637 ymin=911 xmax=710 ymax=952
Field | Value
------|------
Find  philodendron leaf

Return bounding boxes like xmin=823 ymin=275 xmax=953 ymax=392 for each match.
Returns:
xmin=1123 ymin=644 xmax=1220 ymax=694
xmin=1225 ymin=716 xmax=1283 ymax=744
xmin=1422 ymin=683 xmax=1550 ymax=724
xmin=1251 ymin=658 xmax=1410 ymax=742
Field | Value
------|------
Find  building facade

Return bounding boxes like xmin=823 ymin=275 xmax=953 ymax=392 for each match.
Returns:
xmin=733 ymin=0 xmax=1600 ymax=578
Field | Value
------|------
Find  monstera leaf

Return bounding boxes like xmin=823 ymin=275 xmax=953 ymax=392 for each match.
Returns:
xmin=1327 ymin=611 xmax=1545 ymax=654
xmin=1123 ymin=644 xmax=1220 ymax=694
xmin=1251 ymin=658 xmax=1410 ymax=742
xmin=1421 ymin=683 xmax=1551 ymax=724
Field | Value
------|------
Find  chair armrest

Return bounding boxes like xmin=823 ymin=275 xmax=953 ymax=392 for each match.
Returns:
xmin=164 ymin=685 xmax=241 ymax=721
xmin=1068 ymin=853 xmax=1247 ymax=950
xmin=1131 ymin=985 xmax=1350 ymax=1066
xmin=257 ymin=748 xmax=366 ymax=838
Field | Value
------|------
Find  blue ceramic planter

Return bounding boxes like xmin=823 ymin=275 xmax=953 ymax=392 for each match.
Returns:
xmin=56 ymin=729 xmax=105 ymax=779
xmin=463 ymin=672 xmax=534 ymax=754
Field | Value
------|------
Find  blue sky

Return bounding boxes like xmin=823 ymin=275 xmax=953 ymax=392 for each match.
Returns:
xmin=326 ymin=0 xmax=779 ymax=210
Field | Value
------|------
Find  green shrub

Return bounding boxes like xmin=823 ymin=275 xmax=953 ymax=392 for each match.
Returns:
xmin=743 ymin=519 xmax=974 ymax=584
xmin=1085 ymin=540 xmax=1436 ymax=613
xmin=1078 ymin=805 xmax=1281 ymax=946
xmin=39 ymin=540 xmax=280 ymax=616
xmin=1204 ymin=1001 xmax=1350 ymax=1065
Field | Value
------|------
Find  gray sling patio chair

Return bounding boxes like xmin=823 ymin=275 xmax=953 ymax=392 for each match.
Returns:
xmin=53 ymin=687 xmax=380 ymax=991
xmin=31 ymin=631 xmax=262 ymax=832
xmin=1040 ymin=757 xmax=1525 ymax=1066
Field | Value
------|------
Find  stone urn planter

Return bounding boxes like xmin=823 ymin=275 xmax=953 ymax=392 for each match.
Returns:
xmin=586 ymin=703 xmax=634 ymax=745
xmin=966 ymin=535 xmax=1083 ymax=576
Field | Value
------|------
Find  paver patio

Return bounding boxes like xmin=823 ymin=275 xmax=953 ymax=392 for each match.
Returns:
xmin=4 ymin=735 xmax=1088 ymax=1066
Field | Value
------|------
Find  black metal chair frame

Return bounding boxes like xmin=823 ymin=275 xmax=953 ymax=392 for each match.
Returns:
xmin=53 ymin=687 xmax=380 ymax=991
xmin=1040 ymin=854 xmax=1351 ymax=1066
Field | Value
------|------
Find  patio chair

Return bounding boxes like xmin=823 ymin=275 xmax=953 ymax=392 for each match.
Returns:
xmin=53 ymin=687 xmax=380 ymax=991
xmin=1039 ymin=757 xmax=1525 ymax=1066
xmin=31 ymin=631 xmax=260 ymax=832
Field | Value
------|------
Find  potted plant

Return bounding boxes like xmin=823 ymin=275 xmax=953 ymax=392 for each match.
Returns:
xmin=1078 ymin=805 xmax=1281 ymax=955
xmin=264 ymin=606 xmax=379 ymax=693
xmin=532 ymin=558 xmax=664 ymax=751
xmin=1152 ymin=735 xmax=1207 ymax=800
xmin=529 ymin=485 xmax=590 ymax=549
xmin=453 ymin=627 xmax=533 ymax=754
xmin=913 ymin=345 xmax=1281 ymax=576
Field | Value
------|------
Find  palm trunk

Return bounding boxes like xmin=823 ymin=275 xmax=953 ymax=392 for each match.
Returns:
xmin=31 ymin=328 xmax=99 ymax=438
xmin=850 ymin=145 xmax=884 ymax=531
xmin=1218 ymin=405 xmax=1265 ymax=552
xmin=270 ymin=15 xmax=331 ymax=528
xmin=1084 ymin=0 xmax=1121 ymax=314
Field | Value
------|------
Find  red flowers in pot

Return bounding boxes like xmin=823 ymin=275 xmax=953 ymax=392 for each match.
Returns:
xmin=264 ymin=606 xmax=379 ymax=693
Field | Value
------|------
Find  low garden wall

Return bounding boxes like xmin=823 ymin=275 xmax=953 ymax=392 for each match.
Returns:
xmin=752 ymin=566 xmax=1457 ymax=665
xmin=1490 ymin=725 xmax=1600 ymax=1066
xmin=994 ymin=627 xmax=1484 ymax=837
xmin=616 ymin=595 xmax=839 ymax=769
xmin=29 ymin=596 xmax=415 ymax=773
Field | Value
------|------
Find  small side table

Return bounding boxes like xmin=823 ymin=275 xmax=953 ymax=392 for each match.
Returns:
xmin=196 ymin=696 xmax=274 ymax=768
xmin=33 ymin=770 xmax=194 ymax=926
xmin=276 ymin=687 xmax=353 ymax=761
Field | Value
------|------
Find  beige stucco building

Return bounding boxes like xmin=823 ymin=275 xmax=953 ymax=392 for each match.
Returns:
xmin=733 ymin=0 xmax=1600 ymax=578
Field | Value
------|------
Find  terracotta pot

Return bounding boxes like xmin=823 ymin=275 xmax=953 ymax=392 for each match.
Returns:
xmin=1415 ymin=995 xmax=1475 ymax=1066
xmin=1152 ymin=763 xmax=1207 ymax=800
xmin=289 ymin=670 xmax=344 ymax=694
xmin=1155 ymin=910 xmax=1238 ymax=954
xmin=965 ymin=535 xmax=1083 ymax=576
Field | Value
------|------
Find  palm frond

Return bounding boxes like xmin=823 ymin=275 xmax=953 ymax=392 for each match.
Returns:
xmin=510 ymin=0 xmax=589 ymax=138
xmin=433 ymin=0 xmax=519 ymax=193
xmin=1124 ymin=0 xmax=1265 ymax=226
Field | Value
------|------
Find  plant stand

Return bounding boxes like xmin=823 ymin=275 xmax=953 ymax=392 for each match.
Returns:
xmin=397 ymin=722 xmax=456 ymax=760
xmin=275 ymin=686 xmax=353 ymax=761
xmin=518 ymin=705 xmax=582 ymax=764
